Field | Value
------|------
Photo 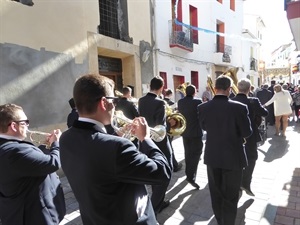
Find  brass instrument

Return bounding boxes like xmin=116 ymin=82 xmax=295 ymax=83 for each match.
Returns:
xmin=207 ymin=67 xmax=239 ymax=96
xmin=176 ymin=82 xmax=190 ymax=97
xmin=27 ymin=130 xmax=51 ymax=148
xmin=207 ymin=76 xmax=216 ymax=96
xmin=222 ymin=67 xmax=239 ymax=95
xmin=111 ymin=111 xmax=166 ymax=142
xmin=165 ymin=102 xmax=186 ymax=136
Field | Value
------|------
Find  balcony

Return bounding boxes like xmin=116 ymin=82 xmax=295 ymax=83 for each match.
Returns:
xmin=285 ymin=0 xmax=300 ymax=50
xmin=213 ymin=44 xmax=233 ymax=66
xmin=169 ymin=20 xmax=193 ymax=52
xmin=250 ymin=57 xmax=258 ymax=71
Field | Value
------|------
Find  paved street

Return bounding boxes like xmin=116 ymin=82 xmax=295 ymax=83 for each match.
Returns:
xmin=60 ymin=120 xmax=300 ymax=225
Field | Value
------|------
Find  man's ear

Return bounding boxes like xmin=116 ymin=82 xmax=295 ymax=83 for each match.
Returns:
xmin=98 ymin=97 xmax=106 ymax=111
xmin=8 ymin=122 xmax=18 ymax=132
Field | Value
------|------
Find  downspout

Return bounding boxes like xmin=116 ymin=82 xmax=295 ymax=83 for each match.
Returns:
xmin=150 ymin=0 xmax=158 ymax=77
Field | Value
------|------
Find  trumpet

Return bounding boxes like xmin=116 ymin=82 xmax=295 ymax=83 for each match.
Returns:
xmin=27 ymin=130 xmax=51 ymax=148
xmin=111 ymin=111 xmax=166 ymax=142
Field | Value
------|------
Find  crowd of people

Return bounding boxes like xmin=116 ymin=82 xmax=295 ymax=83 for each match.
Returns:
xmin=1 ymin=73 xmax=299 ymax=225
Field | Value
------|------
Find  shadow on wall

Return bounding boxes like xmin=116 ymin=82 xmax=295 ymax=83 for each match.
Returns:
xmin=0 ymin=43 xmax=87 ymax=128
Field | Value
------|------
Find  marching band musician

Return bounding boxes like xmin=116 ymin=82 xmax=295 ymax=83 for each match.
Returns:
xmin=60 ymin=74 xmax=171 ymax=225
xmin=138 ymin=76 xmax=173 ymax=214
xmin=197 ymin=75 xmax=252 ymax=225
xmin=232 ymin=78 xmax=268 ymax=197
xmin=0 ymin=103 xmax=65 ymax=225
xmin=178 ymin=85 xmax=203 ymax=189
xmin=115 ymin=86 xmax=140 ymax=146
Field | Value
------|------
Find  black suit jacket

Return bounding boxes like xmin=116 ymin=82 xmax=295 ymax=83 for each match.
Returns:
xmin=197 ymin=95 xmax=252 ymax=170
xmin=178 ymin=96 xmax=203 ymax=138
xmin=115 ymin=97 xmax=139 ymax=120
xmin=0 ymin=139 xmax=65 ymax=225
xmin=60 ymin=120 xmax=171 ymax=225
xmin=256 ymin=89 xmax=273 ymax=105
xmin=138 ymin=93 xmax=173 ymax=168
xmin=232 ymin=94 xmax=269 ymax=160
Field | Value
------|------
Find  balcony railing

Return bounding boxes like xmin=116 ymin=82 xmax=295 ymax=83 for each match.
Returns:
xmin=169 ymin=20 xmax=193 ymax=52
xmin=215 ymin=43 xmax=232 ymax=55
xmin=250 ymin=57 xmax=258 ymax=71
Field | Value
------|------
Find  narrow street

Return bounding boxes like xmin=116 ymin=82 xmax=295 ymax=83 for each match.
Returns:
xmin=60 ymin=119 xmax=300 ymax=225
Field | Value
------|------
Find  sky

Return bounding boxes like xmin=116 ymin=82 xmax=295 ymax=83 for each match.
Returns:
xmin=243 ymin=0 xmax=294 ymax=56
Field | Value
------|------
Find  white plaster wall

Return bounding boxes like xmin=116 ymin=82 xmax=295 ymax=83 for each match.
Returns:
xmin=0 ymin=0 xmax=99 ymax=128
xmin=153 ymin=0 xmax=245 ymax=96
xmin=128 ymin=0 xmax=152 ymax=45
xmin=0 ymin=0 xmax=99 ymax=61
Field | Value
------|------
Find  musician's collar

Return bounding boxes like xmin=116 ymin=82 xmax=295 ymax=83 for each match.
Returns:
xmin=0 ymin=134 xmax=22 ymax=141
xmin=78 ymin=117 xmax=107 ymax=133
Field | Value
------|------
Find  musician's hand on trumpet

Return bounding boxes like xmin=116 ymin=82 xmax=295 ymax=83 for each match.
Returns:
xmin=47 ymin=129 xmax=62 ymax=146
xmin=27 ymin=129 xmax=61 ymax=149
xmin=130 ymin=117 xmax=150 ymax=142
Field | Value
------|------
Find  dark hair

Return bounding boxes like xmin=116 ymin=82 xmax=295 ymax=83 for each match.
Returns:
xmin=215 ymin=75 xmax=232 ymax=91
xmin=164 ymin=88 xmax=173 ymax=96
xmin=73 ymin=74 xmax=115 ymax=114
xmin=186 ymin=85 xmax=196 ymax=96
xmin=68 ymin=98 xmax=76 ymax=109
xmin=122 ymin=86 xmax=131 ymax=95
xmin=0 ymin=103 xmax=23 ymax=132
xmin=150 ymin=76 xmax=164 ymax=91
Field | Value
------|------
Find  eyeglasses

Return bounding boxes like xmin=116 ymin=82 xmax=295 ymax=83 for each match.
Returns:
xmin=105 ymin=97 xmax=119 ymax=105
xmin=13 ymin=119 xmax=30 ymax=126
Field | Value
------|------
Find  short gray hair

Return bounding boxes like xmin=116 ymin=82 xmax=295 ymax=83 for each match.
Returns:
xmin=237 ymin=78 xmax=251 ymax=93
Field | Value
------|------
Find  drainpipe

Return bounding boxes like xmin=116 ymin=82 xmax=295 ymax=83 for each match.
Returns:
xmin=150 ymin=0 xmax=158 ymax=77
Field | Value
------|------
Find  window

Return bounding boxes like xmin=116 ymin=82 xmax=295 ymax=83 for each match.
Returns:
xmin=230 ymin=0 xmax=235 ymax=11
xmin=191 ymin=71 xmax=199 ymax=90
xmin=160 ymin=72 xmax=168 ymax=90
xmin=189 ymin=5 xmax=198 ymax=44
xmin=216 ymin=22 xmax=225 ymax=53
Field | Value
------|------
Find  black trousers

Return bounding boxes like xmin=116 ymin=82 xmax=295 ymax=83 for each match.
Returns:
xmin=207 ymin=165 xmax=243 ymax=225
xmin=151 ymin=136 xmax=172 ymax=213
xmin=242 ymin=160 xmax=256 ymax=189
xmin=182 ymin=136 xmax=203 ymax=181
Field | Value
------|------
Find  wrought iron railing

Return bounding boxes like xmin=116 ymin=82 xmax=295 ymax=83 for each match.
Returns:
xmin=168 ymin=20 xmax=193 ymax=51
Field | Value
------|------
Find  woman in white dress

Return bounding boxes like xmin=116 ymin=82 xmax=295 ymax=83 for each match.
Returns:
xmin=264 ymin=84 xmax=293 ymax=137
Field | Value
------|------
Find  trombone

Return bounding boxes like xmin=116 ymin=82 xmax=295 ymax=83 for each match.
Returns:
xmin=111 ymin=111 xmax=166 ymax=142
xmin=27 ymin=130 xmax=51 ymax=148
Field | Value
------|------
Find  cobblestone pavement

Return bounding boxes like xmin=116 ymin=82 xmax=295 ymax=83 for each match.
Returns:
xmin=59 ymin=120 xmax=300 ymax=225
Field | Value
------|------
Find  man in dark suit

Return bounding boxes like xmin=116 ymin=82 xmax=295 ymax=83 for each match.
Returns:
xmin=267 ymin=80 xmax=276 ymax=125
xmin=115 ymin=86 xmax=139 ymax=120
xmin=232 ymin=79 xmax=268 ymax=196
xmin=138 ymin=76 xmax=173 ymax=214
xmin=197 ymin=75 xmax=252 ymax=225
xmin=67 ymin=98 xmax=79 ymax=128
xmin=0 ymin=103 xmax=65 ymax=225
xmin=178 ymin=85 xmax=203 ymax=189
xmin=256 ymin=84 xmax=273 ymax=126
xmin=115 ymin=86 xmax=140 ymax=146
xmin=60 ymin=74 xmax=171 ymax=225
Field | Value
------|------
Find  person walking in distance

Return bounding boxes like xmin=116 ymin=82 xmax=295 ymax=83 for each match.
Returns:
xmin=232 ymin=79 xmax=268 ymax=196
xmin=264 ymin=84 xmax=293 ymax=137
xmin=178 ymin=85 xmax=203 ymax=189
xmin=60 ymin=74 xmax=171 ymax=225
xmin=256 ymin=84 xmax=273 ymax=127
xmin=138 ymin=76 xmax=173 ymax=214
xmin=197 ymin=75 xmax=252 ymax=225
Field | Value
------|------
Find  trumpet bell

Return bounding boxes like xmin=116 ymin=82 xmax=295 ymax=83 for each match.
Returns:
xmin=150 ymin=125 xmax=166 ymax=142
